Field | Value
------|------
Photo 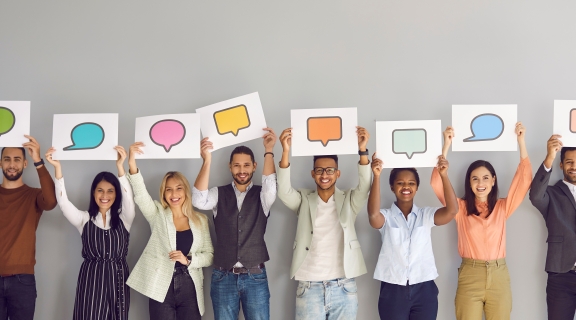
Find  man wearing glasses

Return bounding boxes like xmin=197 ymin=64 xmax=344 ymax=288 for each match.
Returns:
xmin=277 ymin=126 xmax=370 ymax=320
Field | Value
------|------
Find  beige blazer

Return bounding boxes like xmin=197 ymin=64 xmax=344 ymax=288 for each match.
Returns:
xmin=126 ymin=172 xmax=213 ymax=315
xmin=277 ymin=163 xmax=371 ymax=279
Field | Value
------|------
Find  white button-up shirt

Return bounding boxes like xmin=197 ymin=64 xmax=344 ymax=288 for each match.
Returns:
xmin=374 ymin=203 xmax=440 ymax=286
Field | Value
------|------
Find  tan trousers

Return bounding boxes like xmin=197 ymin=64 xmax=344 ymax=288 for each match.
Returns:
xmin=455 ymin=258 xmax=512 ymax=320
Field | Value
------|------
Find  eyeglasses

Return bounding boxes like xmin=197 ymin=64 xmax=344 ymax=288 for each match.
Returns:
xmin=313 ymin=167 xmax=337 ymax=175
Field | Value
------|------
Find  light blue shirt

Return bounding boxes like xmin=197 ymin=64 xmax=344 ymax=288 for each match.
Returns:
xmin=373 ymin=203 xmax=440 ymax=286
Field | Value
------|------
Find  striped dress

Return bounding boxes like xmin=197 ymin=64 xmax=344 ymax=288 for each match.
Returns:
xmin=74 ymin=220 xmax=130 ymax=320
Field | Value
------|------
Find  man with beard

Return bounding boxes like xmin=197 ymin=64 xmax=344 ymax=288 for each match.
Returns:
xmin=530 ymin=134 xmax=576 ymax=320
xmin=0 ymin=136 xmax=57 ymax=320
xmin=276 ymin=126 xmax=370 ymax=320
xmin=193 ymin=128 xmax=277 ymax=320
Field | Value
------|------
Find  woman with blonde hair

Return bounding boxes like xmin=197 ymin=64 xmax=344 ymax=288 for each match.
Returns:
xmin=125 ymin=142 xmax=213 ymax=320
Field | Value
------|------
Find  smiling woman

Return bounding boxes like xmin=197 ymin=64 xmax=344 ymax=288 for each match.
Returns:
xmin=45 ymin=145 xmax=135 ymax=320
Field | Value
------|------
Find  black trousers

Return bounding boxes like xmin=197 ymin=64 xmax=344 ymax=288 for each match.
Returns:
xmin=547 ymin=271 xmax=576 ymax=320
xmin=0 ymin=274 xmax=37 ymax=320
xmin=378 ymin=280 xmax=438 ymax=320
xmin=149 ymin=266 xmax=201 ymax=320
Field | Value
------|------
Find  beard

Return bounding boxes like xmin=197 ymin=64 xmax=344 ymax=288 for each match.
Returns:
xmin=2 ymin=168 xmax=23 ymax=181
xmin=563 ymin=171 xmax=576 ymax=184
xmin=233 ymin=172 xmax=254 ymax=186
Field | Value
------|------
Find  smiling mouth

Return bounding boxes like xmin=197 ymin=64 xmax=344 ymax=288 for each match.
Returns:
xmin=400 ymin=189 xmax=411 ymax=195
xmin=99 ymin=199 xmax=111 ymax=204
xmin=476 ymin=187 xmax=486 ymax=192
xmin=237 ymin=173 xmax=248 ymax=179
xmin=320 ymin=178 xmax=330 ymax=184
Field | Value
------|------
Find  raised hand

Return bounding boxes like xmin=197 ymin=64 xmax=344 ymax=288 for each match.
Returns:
xmin=200 ymin=137 xmax=213 ymax=162
xmin=279 ymin=128 xmax=292 ymax=152
xmin=442 ymin=126 xmax=454 ymax=158
xmin=45 ymin=147 xmax=62 ymax=179
xmin=23 ymin=135 xmax=42 ymax=163
xmin=371 ymin=153 xmax=383 ymax=177
xmin=128 ymin=142 xmax=144 ymax=175
xmin=262 ymin=127 xmax=277 ymax=152
xmin=115 ymin=146 xmax=127 ymax=177
xmin=357 ymin=126 xmax=369 ymax=150
xmin=515 ymin=122 xmax=526 ymax=140
xmin=437 ymin=155 xmax=449 ymax=175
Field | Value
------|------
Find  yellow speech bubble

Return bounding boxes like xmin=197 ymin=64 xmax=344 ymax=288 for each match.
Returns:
xmin=213 ymin=105 xmax=251 ymax=136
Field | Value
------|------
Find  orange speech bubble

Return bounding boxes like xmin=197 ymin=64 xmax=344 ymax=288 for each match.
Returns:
xmin=307 ymin=116 xmax=342 ymax=147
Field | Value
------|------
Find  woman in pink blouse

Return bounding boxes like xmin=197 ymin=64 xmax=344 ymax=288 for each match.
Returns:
xmin=431 ymin=123 xmax=532 ymax=320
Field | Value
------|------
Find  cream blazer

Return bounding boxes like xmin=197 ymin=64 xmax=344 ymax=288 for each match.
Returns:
xmin=277 ymin=163 xmax=371 ymax=279
xmin=126 ymin=171 xmax=213 ymax=315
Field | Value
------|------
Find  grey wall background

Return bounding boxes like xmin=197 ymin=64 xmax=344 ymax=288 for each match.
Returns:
xmin=1 ymin=0 xmax=576 ymax=319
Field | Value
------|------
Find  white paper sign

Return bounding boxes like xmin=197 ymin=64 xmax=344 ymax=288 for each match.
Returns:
xmin=376 ymin=120 xmax=442 ymax=168
xmin=196 ymin=92 xmax=267 ymax=151
xmin=451 ymin=105 xmax=517 ymax=151
xmin=290 ymin=108 xmax=358 ymax=157
xmin=52 ymin=114 xmax=118 ymax=160
xmin=553 ymin=100 xmax=576 ymax=147
xmin=134 ymin=114 xmax=200 ymax=159
xmin=0 ymin=101 xmax=31 ymax=147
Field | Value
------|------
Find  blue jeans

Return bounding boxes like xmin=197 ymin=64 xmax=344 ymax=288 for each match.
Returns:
xmin=378 ymin=280 xmax=438 ymax=320
xmin=0 ymin=274 xmax=37 ymax=320
xmin=295 ymin=278 xmax=358 ymax=320
xmin=210 ymin=267 xmax=270 ymax=320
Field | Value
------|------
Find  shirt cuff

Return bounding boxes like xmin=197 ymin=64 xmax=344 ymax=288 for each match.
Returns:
xmin=543 ymin=163 xmax=551 ymax=172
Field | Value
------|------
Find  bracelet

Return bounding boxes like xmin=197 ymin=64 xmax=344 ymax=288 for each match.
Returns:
xmin=264 ymin=152 xmax=274 ymax=157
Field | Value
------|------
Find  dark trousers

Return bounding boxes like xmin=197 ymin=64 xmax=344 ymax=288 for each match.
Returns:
xmin=0 ymin=274 xmax=37 ymax=320
xmin=149 ymin=266 xmax=201 ymax=320
xmin=378 ymin=280 xmax=438 ymax=320
xmin=547 ymin=271 xmax=576 ymax=320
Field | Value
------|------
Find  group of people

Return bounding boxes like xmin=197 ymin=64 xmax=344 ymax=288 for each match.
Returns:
xmin=1 ymin=123 xmax=575 ymax=320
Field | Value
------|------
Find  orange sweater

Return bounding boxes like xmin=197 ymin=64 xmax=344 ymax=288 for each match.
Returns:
xmin=431 ymin=157 xmax=532 ymax=261
xmin=0 ymin=166 xmax=57 ymax=274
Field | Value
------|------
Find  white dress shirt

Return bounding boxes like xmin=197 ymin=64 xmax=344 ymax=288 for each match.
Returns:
xmin=55 ymin=175 xmax=136 ymax=234
xmin=374 ymin=203 xmax=440 ymax=286
xmin=294 ymin=195 xmax=345 ymax=281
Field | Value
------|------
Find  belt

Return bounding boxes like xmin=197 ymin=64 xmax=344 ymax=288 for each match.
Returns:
xmin=216 ymin=263 xmax=265 ymax=274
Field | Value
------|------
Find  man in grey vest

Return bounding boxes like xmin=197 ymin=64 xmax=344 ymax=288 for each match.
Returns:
xmin=277 ymin=126 xmax=370 ymax=320
xmin=530 ymin=135 xmax=576 ymax=320
xmin=193 ymin=128 xmax=277 ymax=320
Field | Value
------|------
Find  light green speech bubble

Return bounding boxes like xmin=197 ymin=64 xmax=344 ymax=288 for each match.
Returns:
xmin=0 ymin=107 xmax=16 ymax=136
xmin=392 ymin=129 xmax=427 ymax=159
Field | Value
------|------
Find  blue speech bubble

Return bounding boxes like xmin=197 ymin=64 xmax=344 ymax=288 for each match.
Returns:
xmin=463 ymin=113 xmax=504 ymax=142
xmin=392 ymin=129 xmax=427 ymax=159
xmin=63 ymin=122 xmax=105 ymax=150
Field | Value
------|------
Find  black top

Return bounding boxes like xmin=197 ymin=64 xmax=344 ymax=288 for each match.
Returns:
xmin=175 ymin=229 xmax=193 ymax=268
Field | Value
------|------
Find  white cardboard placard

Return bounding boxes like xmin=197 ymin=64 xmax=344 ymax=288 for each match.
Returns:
xmin=52 ymin=114 xmax=118 ymax=160
xmin=451 ymin=105 xmax=517 ymax=151
xmin=134 ymin=114 xmax=200 ymax=159
xmin=0 ymin=101 xmax=31 ymax=147
xmin=553 ymin=100 xmax=576 ymax=147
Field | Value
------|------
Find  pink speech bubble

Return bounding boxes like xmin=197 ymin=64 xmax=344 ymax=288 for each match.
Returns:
xmin=149 ymin=119 xmax=186 ymax=152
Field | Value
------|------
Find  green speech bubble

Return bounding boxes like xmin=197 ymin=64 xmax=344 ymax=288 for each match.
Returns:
xmin=392 ymin=129 xmax=427 ymax=159
xmin=0 ymin=107 xmax=16 ymax=136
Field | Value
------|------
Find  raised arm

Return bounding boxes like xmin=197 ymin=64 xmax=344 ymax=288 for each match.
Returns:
xmin=433 ymin=156 xmax=459 ymax=226
xmin=45 ymin=148 xmax=89 ymax=233
xmin=115 ymin=146 xmax=135 ymax=230
xmin=529 ymin=134 xmax=561 ymax=217
xmin=277 ymin=128 xmax=302 ymax=212
xmin=126 ymin=142 xmax=159 ymax=223
xmin=504 ymin=122 xmax=533 ymax=218
xmin=367 ymin=153 xmax=385 ymax=229
xmin=262 ymin=127 xmax=276 ymax=176
xmin=350 ymin=126 xmax=371 ymax=213
xmin=431 ymin=127 xmax=454 ymax=206
xmin=194 ymin=137 xmax=212 ymax=192
xmin=26 ymin=136 xmax=56 ymax=210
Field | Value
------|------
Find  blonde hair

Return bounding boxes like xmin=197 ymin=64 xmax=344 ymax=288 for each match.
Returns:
xmin=159 ymin=171 xmax=202 ymax=226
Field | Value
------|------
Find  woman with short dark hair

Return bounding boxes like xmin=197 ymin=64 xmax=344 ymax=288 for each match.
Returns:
xmin=45 ymin=146 xmax=135 ymax=320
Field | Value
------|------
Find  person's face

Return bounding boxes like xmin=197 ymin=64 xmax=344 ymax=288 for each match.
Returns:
xmin=390 ymin=170 xmax=418 ymax=202
xmin=1 ymin=148 xmax=27 ymax=182
xmin=164 ymin=177 xmax=186 ymax=209
xmin=560 ymin=150 xmax=576 ymax=185
xmin=93 ymin=180 xmax=116 ymax=213
xmin=229 ymin=154 xmax=256 ymax=186
xmin=469 ymin=166 xmax=495 ymax=200
xmin=311 ymin=158 xmax=340 ymax=191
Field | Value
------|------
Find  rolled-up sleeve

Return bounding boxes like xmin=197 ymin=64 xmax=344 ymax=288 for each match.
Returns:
xmin=260 ymin=173 xmax=277 ymax=216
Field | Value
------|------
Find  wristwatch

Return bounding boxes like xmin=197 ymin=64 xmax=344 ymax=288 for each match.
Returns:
xmin=34 ymin=159 xmax=45 ymax=167
xmin=358 ymin=149 xmax=369 ymax=156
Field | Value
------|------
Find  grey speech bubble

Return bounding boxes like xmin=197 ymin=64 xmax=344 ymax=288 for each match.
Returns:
xmin=392 ymin=129 xmax=427 ymax=159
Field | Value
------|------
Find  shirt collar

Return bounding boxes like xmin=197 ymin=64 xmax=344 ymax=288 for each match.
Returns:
xmin=392 ymin=202 xmax=419 ymax=217
xmin=232 ymin=180 xmax=253 ymax=193
xmin=562 ymin=180 xmax=576 ymax=194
